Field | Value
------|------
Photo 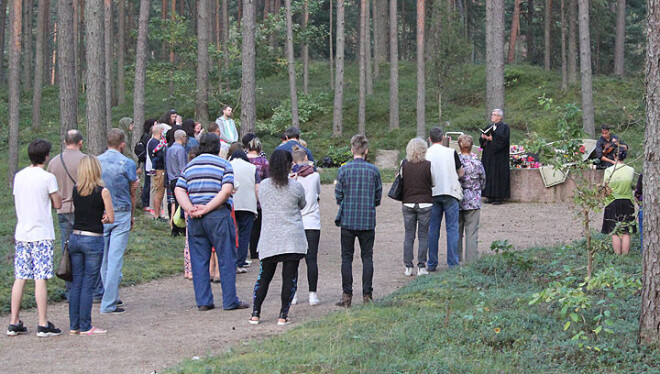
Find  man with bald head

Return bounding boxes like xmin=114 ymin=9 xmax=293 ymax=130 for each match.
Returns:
xmin=47 ymin=130 xmax=88 ymax=301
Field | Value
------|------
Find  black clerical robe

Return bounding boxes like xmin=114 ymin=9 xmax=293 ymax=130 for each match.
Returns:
xmin=479 ymin=121 xmax=510 ymax=200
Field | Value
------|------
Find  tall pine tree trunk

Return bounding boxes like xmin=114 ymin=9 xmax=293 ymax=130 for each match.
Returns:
xmin=132 ymin=0 xmax=150 ymax=153
xmin=507 ymin=0 xmax=522 ymax=63
xmin=104 ymin=0 xmax=113 ymax=131
xmin=613 ymin=0 xmax=625 ymax=76
xmin=196 ymin=0 xmax=210 ymax=123
xmin=527 ymin=0 xmax=535 ymax=63
xmin=544 ymin=0 xmax=552 ymax=70
xmin=639 ymin=0 xmax=660 ymax=344
xmin=332 ymin=0 xmax=345 ymax=137
xmin=329 ymin=0 xmax=334 ymax=90
xmin=222 ymin=0 xmax=230 ymax=90
xmin=32 ymin=0 xmax=48 ymax=131
xmin=241 ymin=0 xmax=257 ymax=134
xmin=169 ymin=0 xmax=176 ymax=100
xmin=577 ymin=0 xmax=595 ymax=137
xmin=86 ymin=0 xmax=107 ymax=155
xmin=358 ymin=0 xmax=367 ymax=134
xmin=22 ymin=0 xmax=33 ymax=91
xmin=284 ymin=0 xmax=299 ymax=126
xmin=0 ymin=0 xmax=7 ymax=85
xmin=58 ymin=0 xmax=78 ymax=144
xmin=8 ymin=0 xmax=21 ymax=185
xmin=374 ymin=0 xmax=388 ymax=71
xmin=77 ymin=0 xmax=85 ymax=91
xmin=117 ymin=0 xmax=126 ymax=105
xmin=416 ymin=0 xmax=425 ymax=137
xmin=302 ymin=0 xmax=309 ymax=94
xmin=365 ymin=0 xmax=373 ymax=95
xmin=486 ymin=0 xmax=505 ymax=117
xmin=568 ymin=0 xmax=577 ymax=83
xmin=561 ymin=0 xmax=568 ymax=90
xmin=389 ymin=0 xmax=398 ymax=129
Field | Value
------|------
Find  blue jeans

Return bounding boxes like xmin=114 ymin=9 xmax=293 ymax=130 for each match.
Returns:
xmin=68 ymin=234 xmax=104 ymax=331
xmin=188 ymin=207 xmax=241 ymax=309
xmin=235 ymin=211 xmax=254 ymax=267
xmin=639 ymin=208 xmax=643 ymax=253
xmin=58 ymin=213 xmax=74 ymax=299
xmin=428 ymin=195 xmax=460 ymax=269
xmin=100 ymin=211 xmax=131 ymax=313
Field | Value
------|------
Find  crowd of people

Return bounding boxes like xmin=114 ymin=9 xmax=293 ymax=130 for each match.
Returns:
xmin=6 ymin=107 xmax=642 ymax=337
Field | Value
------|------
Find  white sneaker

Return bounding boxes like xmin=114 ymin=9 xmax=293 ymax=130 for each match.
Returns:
xmin=309 ymin=292 xmax=320 ymax=306
xmin=404 ymin=267 xmax=414 ymax=277
xmin=291 ymin=292 xmax=298 ymax=305
xmin=417 ymin=267 xmax=429 ymax=276
xmin=236 ymin=267 xmax=247 ymax=274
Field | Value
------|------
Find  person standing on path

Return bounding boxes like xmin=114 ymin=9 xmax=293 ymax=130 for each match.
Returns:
xmin=457 ymin=135 xmax=486 ymax=263
xmin=246 ymin=137 xmax=270 ymax=260
xmin=248 ymin=150 xmax=307 ymax=325
xmin=334 ymin=135 xmax=382 ymax=308
xmin=147 ymin=124 xmax=167 ymax=221
xmin=215 ymin=105 xmax=239 ymax=144
xmin=479 ymin=108 xmax=510 ymax=204
xmin=47 ymin=130 xmax=87 ymax=301
xmin=166 ymin=130 xmax=188 ymax=237
xmin=175 ymin=133 xmax=249 ymax=311
xmin=400 ymin=138 xmax=434 ymax=277
xmin=8 ymin=139 xmax=63 ymax=337
xmin=427 ymin=127 xmax=464 ymax=271
xmin=98 ymin=129 xmax=139 ymax=314
xmin=229 ymin=150 xmax=260 ymax=273
xmin=68 ymin=155 xmax=114 ymax=335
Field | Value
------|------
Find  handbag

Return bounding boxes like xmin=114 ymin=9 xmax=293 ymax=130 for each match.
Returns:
xmin=173 ymin=205 xmax=186 ymax=228
xmin=56 ymin=241 xmax=73 ymax=282
xmin=388 ymin=160 xmax=405 ymax=201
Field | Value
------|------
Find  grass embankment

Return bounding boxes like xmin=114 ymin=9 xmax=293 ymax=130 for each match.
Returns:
xmin=171 ymin=239 xmax=654 ymax=373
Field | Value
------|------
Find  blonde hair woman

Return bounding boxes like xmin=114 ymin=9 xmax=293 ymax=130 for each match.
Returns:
xmin=68 ymin=155 xmax=114 ymax=335
xmin=401 ymin=138 xmax=434 ymax=276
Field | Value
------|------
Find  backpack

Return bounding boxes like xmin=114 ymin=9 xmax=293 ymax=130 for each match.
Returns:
xmin=134 ymin=134 xmax=149 ymax=163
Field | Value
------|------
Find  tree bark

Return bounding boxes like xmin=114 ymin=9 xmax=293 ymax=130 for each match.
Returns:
xmin=358 ymin=0 xmax=367 ymax=134
xmin=132 ymin=0 xmax=149 ymax=154
xmin=365 ymin=0 xmax=373 ymax=95
xmin=43 ymin=0 xmax=51 ymax=85
xmin=31 ymin=0 xmax=47 ymax=131
xmin=416 ymin=0 xmax=425 ymax=137
xmin=58 ymin=0 xmax=78 ymax=144
xmin=117 ymin=0 xmax=126 ymax=105
xmin=329 ymin=0 xmax=334 ymax=90
xmin=507 ymin=0 xmax=522 ymax=63
xmin=196 ymin=0 xmax=210 ymax=123
xmin=372 ymin=0 xmax=380 ymax=78
xmin=168 ymin=0 xmax=176 ymax=100
xmin=78 ymin=0 xmax=85 ymax=91
xmin=332 ymin=0 xmax=345 ymax=137
xmin=389 ymin=0 xmax=398 ymax=129
xmin=241 ymin=0 xmax=256 ymax=134
xmin=560 ymin=0 xmax=567 ymax=90
xmin=86 ymin=0 xmax=107 ymax=155
xmin=302 ymin=0 xmax=309 ymax=94
xmin=284 ymin=0 xmax=299 ymax=126
xmin=8 ymin=0 xmax=21 ymax=185
xmin=22 ymin=0 xmax=33 ymax=91
xmin=613 ymin=0 xmax=625 ymax=76
xmin=0 ymin=0 xmax=8 ymax=85
xmin=374 ymin=0 xmax=388 ymax=69
xmin=568 ymin=0 xmax=577 ymax=83
xmin=639 ymin=0 xmax=660 ymax=344
xmin=222 ymin=0 xmax=229 ymax=90
xmin=486 ymin=0 xmax=505 ymax=118
xmin=544 ymin=0 xmax=552 ymax=70
xmin=104 ymin=0 xmax=113 ymax=131
xmin=161 ymin=0 xmax=167 ymax=21
xmin=577 ymin=0 xmax=595 ymax=137
xmin=527 ymin=0 xmax=535 ymax=63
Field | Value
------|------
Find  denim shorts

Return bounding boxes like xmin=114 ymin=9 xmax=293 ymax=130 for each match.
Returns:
xmin=14 ymin=240 xmax=54 ymax=280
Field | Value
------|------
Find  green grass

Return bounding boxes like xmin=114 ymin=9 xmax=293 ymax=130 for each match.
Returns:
xmin=170 ymin=238 xmax=654 ymax=373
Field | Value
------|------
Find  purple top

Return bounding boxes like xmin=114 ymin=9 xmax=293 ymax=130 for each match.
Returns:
xmin=459 ymin=153 xmax=486 ymax=211
xmin=248 ymin=155 xmax=270 ymax=180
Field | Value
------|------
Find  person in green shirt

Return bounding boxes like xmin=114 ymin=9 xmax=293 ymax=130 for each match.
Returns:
xmin=601 ymin=149 xmax=636 ymax=255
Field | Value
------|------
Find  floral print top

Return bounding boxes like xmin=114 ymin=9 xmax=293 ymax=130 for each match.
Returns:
xmin=459 ymin=153 xmax=486 ymax=211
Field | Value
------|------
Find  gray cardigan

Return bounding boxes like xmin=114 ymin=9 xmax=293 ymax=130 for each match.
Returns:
xmin=256 ymin=178 xmax=308 ymax=259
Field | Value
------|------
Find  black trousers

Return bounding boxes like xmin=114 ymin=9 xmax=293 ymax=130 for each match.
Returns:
xmin=340 ymin=228 xmax=375 ymax=296
xmin=304 ymin=229 xmax=320 ymax=292
xmin=252 ymin=255 xmax=302 ymax=319
xmin=249 ymin=209 xmax=262 ymax=259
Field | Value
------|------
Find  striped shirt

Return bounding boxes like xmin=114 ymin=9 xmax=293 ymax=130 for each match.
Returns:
xmin=176 ymin=154 xmax=234 ymax=206
xmin=335 ymin=158 xmax=382 ymax=231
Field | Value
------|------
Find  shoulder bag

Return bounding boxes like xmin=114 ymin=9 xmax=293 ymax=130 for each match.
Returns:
xmin=388 ymin=160 xmax=405 ymax=201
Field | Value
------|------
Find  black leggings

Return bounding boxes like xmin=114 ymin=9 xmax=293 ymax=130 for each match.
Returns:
xmin=304 ymin=230 xmax=320 ymax=292
xmin=252 ymin=257 xmax=301 ymax=319
xmin=249 ymin=209 xmax=262 ymax=259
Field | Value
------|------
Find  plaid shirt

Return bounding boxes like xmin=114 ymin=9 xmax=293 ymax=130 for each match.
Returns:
xmin=335 ymin=158 xmax=382 ymax=230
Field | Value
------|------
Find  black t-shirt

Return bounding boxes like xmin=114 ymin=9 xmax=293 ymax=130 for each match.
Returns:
xmin=73 ymin=186 xmax=105 ymax=234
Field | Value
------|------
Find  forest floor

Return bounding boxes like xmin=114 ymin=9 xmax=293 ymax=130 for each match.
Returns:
xmin=0 ymin=184 xmax=597 ymax=374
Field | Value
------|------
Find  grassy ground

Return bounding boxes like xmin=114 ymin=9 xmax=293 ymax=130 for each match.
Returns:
xmin=170 ymin=237 xmax=654 ymax=373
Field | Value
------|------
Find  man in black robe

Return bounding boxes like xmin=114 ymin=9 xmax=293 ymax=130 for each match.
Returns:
xmin=479 ymin=109 xmax=510 ymax=204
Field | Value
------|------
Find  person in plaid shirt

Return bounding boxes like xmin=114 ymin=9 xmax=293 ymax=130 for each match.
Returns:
xmin=334 ymin=134 xmax=382 ymax=308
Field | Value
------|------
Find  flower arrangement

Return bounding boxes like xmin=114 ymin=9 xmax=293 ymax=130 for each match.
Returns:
xmin=510 ymin=145 xmax=541 ymax=169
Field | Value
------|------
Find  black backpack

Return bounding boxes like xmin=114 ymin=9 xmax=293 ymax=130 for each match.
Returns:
xmin=134 ymin=134 xmax=149 ymax=163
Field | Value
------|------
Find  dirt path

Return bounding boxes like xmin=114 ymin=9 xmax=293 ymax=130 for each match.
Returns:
xmin=0 ymin=184 xmax=597 ymax=374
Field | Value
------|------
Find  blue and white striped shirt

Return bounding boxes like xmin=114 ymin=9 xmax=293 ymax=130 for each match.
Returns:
xmin=176 ymin=154 xmax=234 ymax=207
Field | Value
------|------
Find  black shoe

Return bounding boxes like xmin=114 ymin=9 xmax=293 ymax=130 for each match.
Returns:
xmin=36 ymin=321 xmax=62 ymax=338
xmin=198 ymin=304 xmax=215 ymax=311
xmin=6 ymin=320 xmax=28 ymax=336
xmin=100 ymin=307 xmax=126 ymax=315
xmin=491 ymin=200 xmax=503 ymax=205
xmin=225 ymin=301 xmax=249 ymax=310
xmin=93 ymin=297 xmax=102 ymax=304
xmin=116 ymin=300 xmax=124 ymax=306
